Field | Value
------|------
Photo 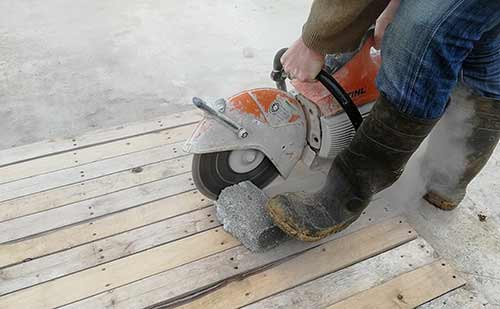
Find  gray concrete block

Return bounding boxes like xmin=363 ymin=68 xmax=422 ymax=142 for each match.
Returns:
xmin=216 ymin=181 xmax=288 ymax=252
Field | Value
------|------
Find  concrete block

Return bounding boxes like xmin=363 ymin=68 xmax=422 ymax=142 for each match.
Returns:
xmin=216 ymin=181 xmax=288 ymax=252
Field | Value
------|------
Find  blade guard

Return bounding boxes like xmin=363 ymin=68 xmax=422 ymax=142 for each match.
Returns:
xmin=184 ymin=88 xmax=306 ymax=178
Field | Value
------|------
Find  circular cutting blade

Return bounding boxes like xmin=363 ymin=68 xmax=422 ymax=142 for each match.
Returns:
xmin=192 ymin=150 xmax=279 ymax=200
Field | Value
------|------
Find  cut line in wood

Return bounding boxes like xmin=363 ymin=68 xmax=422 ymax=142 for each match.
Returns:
xmin=0 ymin=109 xmax=201 ymax=168
xmin=326 ymin=260 xmax=466 ymax=309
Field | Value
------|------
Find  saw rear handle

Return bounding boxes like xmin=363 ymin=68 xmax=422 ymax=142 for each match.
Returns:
xmin=271 ymin=48 xmax=363 ymax=130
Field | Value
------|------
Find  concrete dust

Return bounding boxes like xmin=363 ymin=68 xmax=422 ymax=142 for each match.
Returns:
xmin=380 ymin=85 xmax=476 ymax=213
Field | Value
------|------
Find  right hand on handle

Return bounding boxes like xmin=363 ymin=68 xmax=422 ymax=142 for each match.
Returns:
xmin=280 ymin=37 xmax=325 ymax=82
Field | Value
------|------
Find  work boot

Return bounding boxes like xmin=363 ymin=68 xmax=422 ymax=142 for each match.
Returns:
xmin=424 ymin=91 xmax=500 ymax=210
xmin=267 ymin=95 xmax=438 ymax=241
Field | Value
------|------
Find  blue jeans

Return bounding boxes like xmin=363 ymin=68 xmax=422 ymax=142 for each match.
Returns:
xmin=376 ymin=0 xmax=500 ymax=119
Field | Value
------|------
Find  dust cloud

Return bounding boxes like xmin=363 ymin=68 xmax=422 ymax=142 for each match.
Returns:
xmin=380 ymin=84 xmax=476 ymax=211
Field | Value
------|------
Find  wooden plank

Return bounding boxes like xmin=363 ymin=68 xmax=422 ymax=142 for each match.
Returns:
xmin=0 ymin=124 xmax=195 ymax=185
xmin=420 ymin=286 xmax=489 ymax=308
xmin=0 ymin=228 xmax=239 ymax=309
xmin=0 ymin=206 xmax=218 ymax=296
xmin=0 ymin=154 xmax=192 ymax=222
xmin=0 ymin=189 xmax=210 ymax=269
xmin=244 ymin=238 xmax=437 ymax=308
xmin=0 ymin=172 xmax=194 ymax=245
xmin=65 ymin=217 xmax=413 ymax=309
xmin=0 ymin=140 xmax=187 ymax=202
xmin=0 ymin=109 xmax=201 ymax=168
xmin=327 ymin=260 xmax=466 ymax=309
xmin=177 ymin=217 xmax=417 ymax=309
xmin=1 ymin=146 xmax=324 ymax=224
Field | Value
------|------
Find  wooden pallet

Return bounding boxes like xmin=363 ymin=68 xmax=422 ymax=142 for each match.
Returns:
xmin=0 ymin=110 xmax=465 ymax=308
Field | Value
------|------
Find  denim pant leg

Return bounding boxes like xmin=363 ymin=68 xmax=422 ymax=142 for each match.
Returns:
xmin=376 ymin=0 xmax=500 ymax=119
xmin=462 ymin=24 xmax=500 ymax=99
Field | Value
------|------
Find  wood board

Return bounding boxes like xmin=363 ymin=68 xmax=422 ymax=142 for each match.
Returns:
xmin=0 ymin=110 xmax=468 ymax=309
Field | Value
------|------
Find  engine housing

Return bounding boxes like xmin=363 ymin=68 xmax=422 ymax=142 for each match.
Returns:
xmin=318 ymin=102 xmax=374 ymax=158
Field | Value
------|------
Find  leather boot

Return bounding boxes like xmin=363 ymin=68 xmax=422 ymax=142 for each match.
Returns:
xmin=267 ymin=95 xmax=438 ymax=241
xmin=424 ymin=91 xmax=500 ymax=210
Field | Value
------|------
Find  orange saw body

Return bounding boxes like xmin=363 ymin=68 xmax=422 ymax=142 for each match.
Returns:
xmin=184 ymin=31 xmax=381 ymax=199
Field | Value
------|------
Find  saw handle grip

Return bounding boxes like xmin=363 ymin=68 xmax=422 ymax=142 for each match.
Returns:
xmin=271 ymin=48 xmax=363 ymax=130
xmin=270 ymin=48 xmax=289 ymax=92
xmin=316 ymin=70 xmax=363 ymax=130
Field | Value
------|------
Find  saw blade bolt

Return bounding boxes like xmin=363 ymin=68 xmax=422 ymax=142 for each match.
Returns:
xmin=238 ymin=129 xmax=249 ymax=139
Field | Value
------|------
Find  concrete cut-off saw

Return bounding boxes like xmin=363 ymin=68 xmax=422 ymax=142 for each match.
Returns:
xmin=184 ymin=31 xmax=381 ymax=199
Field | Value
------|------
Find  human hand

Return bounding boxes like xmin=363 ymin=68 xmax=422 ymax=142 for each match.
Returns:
xmin=374 ymin=0 xmax=400 ymax=49
xmin=281 ymin=37 xmax=325 ymax=82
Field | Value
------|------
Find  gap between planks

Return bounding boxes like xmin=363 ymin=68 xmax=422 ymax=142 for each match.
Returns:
xmin=0 ymin=109 xmax=201 ymax=168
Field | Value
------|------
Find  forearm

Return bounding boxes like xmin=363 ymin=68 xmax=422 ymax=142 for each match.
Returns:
xmin=302 ymin=0 xmax=390 ymax=54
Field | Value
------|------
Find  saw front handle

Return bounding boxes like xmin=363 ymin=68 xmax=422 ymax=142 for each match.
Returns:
xmin=271 ymin=48 xmax=363 ymax=130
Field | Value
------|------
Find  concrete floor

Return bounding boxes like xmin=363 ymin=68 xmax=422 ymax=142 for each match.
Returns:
xmin=0 ymin=0 xmax=310 ymax=150
xmin=381 ymin=143 xmax=500 ymax=307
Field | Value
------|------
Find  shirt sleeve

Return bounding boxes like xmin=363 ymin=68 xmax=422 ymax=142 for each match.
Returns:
xmin=302 ymin=0 xmax=390 ymax=54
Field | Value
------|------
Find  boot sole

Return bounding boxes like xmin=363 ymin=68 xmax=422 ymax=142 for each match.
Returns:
xmin=424 ymin=191 xmax=458 ymax=211
xmin=267 ymin=205 xmax=356 ymax=242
